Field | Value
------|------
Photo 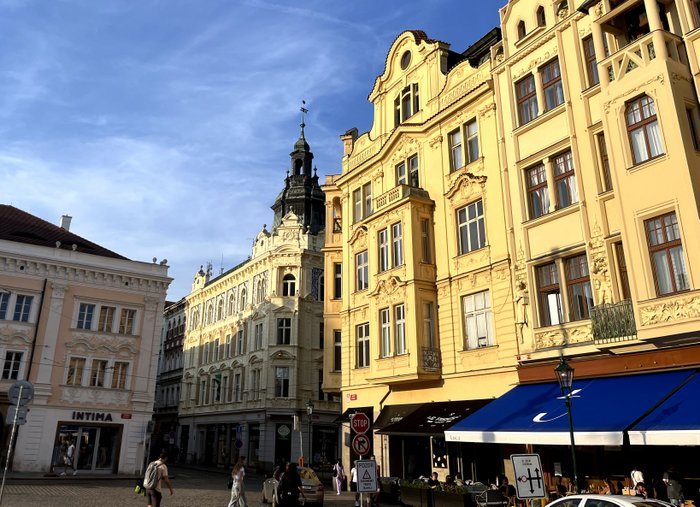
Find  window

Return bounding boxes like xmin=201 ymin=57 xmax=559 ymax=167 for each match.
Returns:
xmin=275 ymin=367 xmax=289 ymax=397
xmin=463 ymin=291 xmax=493 ymax=349
xmin=626 ymin=95 xmax=664 ymax=164
xmin=420 ymin=219 xmax=432 ymax=263
xmin=465 ymin=119 xmax=479 ymax=164
xmin=536 ymin=6 xmax=546 ymax=26
xmin=583 ymin=35 xmax=599 ymax=86
xmin=356 ymin=323 xmax=370 ymax=368
xmin=12 ymin=295 xmax=32 ymax=323
xmin=541 ymin=59 xmax=564 ymax=111
xmin=333 ymin=263 xmax=342 ymax=299
xmin=396 ymin=161 xmax=406 ymax=185
xmin=353 ymin=183 xmax=373 ymax=222
xmin=212 ymin=375 xmax=221 ymax=403
xmin=392 ymin=223 xmax=403 ymax=266
xmin=378 ymin=229 xmax=389 ymax=272
xmin=318 ymin=369 xmax=324 ymax=401
xmin=363 ymin=182 xmax=373 ymax=218
xmin=380 ymin=308 xmax=391 ymax=358
xmin=395 ymin=304 xmax=406 ymax=355
xmin=277 ymin=318 xmax=291 ymax=345
xmin=614 ymin=242 xmax=632 ymax=300
xmin=90 ymin=359 xmax=108 ymax=387
xmin=517 ymin=20 xmax=526 ymax=39
xmin=217 ymin=299 xmax=224 ymax=320
xmin=423 ymin=302 xmax=435 ymax=348
xmin=236 ymin=328 xmax=245 ymax=354
xmin=353 ymin=188 xmax=362 ymax=223
xmin=566 ymin=254 xmax=594 ymax=321
xmin=204 ymin=342 xmax=210 ymax=364
xmin=0 ymin=292 xmax=9 ymax=320
xmin=213 ymin=339 xmax=220 ymax=362
xmin=394 ymin=83 xmax=420 ymax=126
xmin=199 ymin=379 xmax=206 ymax=405
xmin=537 ymin=263 xmax=563 ymax=326
xmin=645 ymin=212 xmax=689 ymax=295
xmin=67 ymin=357 xmax=85 ymax=386
xmin=119 ymin=309 xmax=136 ymax=334
xmin=98 ymin=306 xmax=115 ymax=332
xmin=687 ymin=108 xmax=700 ymax=150
xmin=516 ymin=75 xmax=538 ymax=125
xmin=319 ymin=275 xmax=324 ymax=301
xmin=356 ymin=251 xmax=369 ymax=291
xmin=221 ymin=375 xmax=229 ymax=402
xmin=234 ymin=373 xmax=242 ymax=402
xmin=228 ymin=293 xmax=235 ymax=315
xmin=596 ymin=133 xmax=613 ymax=192
xmin=448 ymin=129 xmax=463 ymax=171
xmin=282 ymin=274 xmax=296 ymax=297
xmin=527 ymin=164 xmax=550 ymax=219
xmin=318 ymin=322 xmax=324 ymax=349
xmin=2 ymin=351 xmax=22 ymax=380
xmin=457 ymin=200 xmax=486 ymax=255
xmin=112 ymin=361 xmax=128 ymax=389
xmin=254 ymin=324 xmax=263 ymax=351
xmin=256 ymin=278 xmax=266 ymax=303
xmin=553 ymin=151 xmax=579 ymax=208
xmin=77 ymin=303 xmax=95 ymax=330
xmin=396 ymin=155 xmax=419 ymax=187
xmin=333 ymin=330 xmax=342 ymax=371
xmin=225 ymin=334 xmax=232 ymax=357
xmin=251 ymin=369 xmax=261 ymax=400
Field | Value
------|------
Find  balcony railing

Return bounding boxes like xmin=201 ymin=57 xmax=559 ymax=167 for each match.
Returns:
xmin=421 ymin=347 xmax=441 ymax=372
xmin=591 ymin=299 xmax=637 ymax=344
xmin=374 ymin=184 xmax=430 ymax=213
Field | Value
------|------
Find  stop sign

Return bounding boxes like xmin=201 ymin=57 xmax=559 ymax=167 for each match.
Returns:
xmin=350 ymin=412 xmax=370 ymax=434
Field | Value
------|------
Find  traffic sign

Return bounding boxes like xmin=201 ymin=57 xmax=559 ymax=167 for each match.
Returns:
xmin=510 ymin=454 xmax=545 ymax=499
xmin=8 ymin=381 xmax=33 ymax=407
xmin=356 ymin=460 xmax=377 ymax=493
xmin=352 ymin=434 xmax=370 ymax=456
xmin=350 ymin=412 xmax=370 ymax=434
xmin=7 ymin=406 xmax=27 ymax=426
xmin=235 ymin=439 xmax=243 ymax=449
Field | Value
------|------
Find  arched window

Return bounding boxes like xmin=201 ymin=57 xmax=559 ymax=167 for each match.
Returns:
xmin=191 ymin=309 xmax=199 ymax=329
xmin=239 ymin=288 xmax=247 ymax=311
xmin=256 ymin=279 xmax=266 ymax=303
xmin=626 ymin=95 xmax=664 ymax=164
xmin=536 ymin=6 xmax=546 ymax=27
xmin=206 ymin=304 xmax=213 ymax=325
xmin=282 ymin=274 xmax=296 ymax=297
xmin=228 ymin=293 xmax=235 ymax=315
xmin=517 ymin=20 xmax=526 ymax=39
xmin=217 ymin=299 xmax=224 ymax=321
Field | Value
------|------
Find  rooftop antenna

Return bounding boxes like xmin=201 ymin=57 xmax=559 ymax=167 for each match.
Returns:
xmin=300 ymin=100 xmax=309 ymax=137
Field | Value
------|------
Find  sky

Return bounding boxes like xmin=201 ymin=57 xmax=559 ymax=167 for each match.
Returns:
xmin=0 ymin=0 xmax=503 ymax=299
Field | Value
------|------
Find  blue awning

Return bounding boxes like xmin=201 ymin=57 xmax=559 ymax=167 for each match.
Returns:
xmin=445 ymin=370 xmax=694 ymax=446
xmin=629 ymin=372 xmax=700 ymax=445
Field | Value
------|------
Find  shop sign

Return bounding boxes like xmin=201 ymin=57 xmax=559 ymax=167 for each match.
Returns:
xmin=71 ymin=411 xmax=113 ymax=422
xmin=277 ymin=424 xmax=291 ymax=437
xmin=121 ymin=414 xmax=132 ymax=420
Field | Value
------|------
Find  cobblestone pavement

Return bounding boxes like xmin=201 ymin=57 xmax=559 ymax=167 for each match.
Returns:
xmin=1 ymin=467 xmax=360 ymax=507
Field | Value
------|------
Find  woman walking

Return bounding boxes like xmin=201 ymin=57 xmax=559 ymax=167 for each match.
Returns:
xmin=333 ymin=459 xmax=345 ymax=495
xmin=228 ymin=457 xmax=247 ymax=507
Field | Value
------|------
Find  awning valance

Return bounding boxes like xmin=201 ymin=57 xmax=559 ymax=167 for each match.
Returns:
xmin=374 ymin=404 xmax=422 ymax=430
xmin=378 ymin=400 xmax=490 ymax=436
xmin=334 ymin=406 xmax=373 ymax=424
xmin=445 ymin=370 xmax=694 ymax=446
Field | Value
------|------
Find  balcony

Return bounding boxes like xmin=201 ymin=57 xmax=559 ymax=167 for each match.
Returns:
xmin=374 ymin=184 xmax=431 ymax=214
xmin=591 ymin=300 xmax=637 ymax=345
xmin=421 ymin=347 xmax=441 ymax=372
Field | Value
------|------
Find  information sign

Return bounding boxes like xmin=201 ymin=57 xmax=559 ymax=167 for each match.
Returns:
xmin=510 ymin=454 xmax=546 ymax=499
xmin=356 ymin=459 xmax=377 ymax=493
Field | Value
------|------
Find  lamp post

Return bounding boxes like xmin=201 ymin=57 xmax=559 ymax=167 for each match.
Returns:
xmin=306 ymin=400 xmax=314 ymax=466
xmin=555 ymin=357 xmax=579 ymax=493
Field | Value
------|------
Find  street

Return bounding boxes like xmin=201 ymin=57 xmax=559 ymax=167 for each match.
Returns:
xmin=1 ymin=467 xmax=358 ymax=507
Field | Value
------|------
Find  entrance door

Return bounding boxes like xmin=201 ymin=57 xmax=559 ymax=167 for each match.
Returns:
xmin=95 ymin=427 xmax=118 ymax=470
xmin=274 ymin=423 xmax=292 ymax=467
xmin=77 ymin=427 xmax=98 ymax=470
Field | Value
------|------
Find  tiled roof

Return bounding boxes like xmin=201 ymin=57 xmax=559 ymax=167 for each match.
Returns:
xmin=0 ymin=204 xmax=128 ymax=260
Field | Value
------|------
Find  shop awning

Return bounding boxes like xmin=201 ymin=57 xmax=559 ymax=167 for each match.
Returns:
xmin=377 ymin=400 xmax=490 ymax=436
xmin=334 ymin=406 xmax=373 ymax=423
xmin=445 ymin=370 xmax=694 ymax=446
xmin=374 ymin=404 xmax=422 ymax=430
xmin=629 ymin=372 xmax=700 ymax=446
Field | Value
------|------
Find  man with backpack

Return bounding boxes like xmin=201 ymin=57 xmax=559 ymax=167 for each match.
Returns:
xmin=144 ymin=451 xmax=173 ymax=507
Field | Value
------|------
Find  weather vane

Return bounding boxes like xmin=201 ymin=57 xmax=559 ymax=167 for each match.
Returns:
xmin=300 ymin=100 xmax=309 ymax=135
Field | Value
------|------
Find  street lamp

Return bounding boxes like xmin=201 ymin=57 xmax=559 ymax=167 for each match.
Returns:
xmin=306 ymin=400 xmax=314 ymax=466
xmin=555 ymin=357 xmax=578 ymax=493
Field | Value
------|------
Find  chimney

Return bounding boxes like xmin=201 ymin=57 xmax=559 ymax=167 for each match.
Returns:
xmin=59 ymin=215 xmax=72 ymax=231
xmin=340 ymin=127 xmax=358 ymax=157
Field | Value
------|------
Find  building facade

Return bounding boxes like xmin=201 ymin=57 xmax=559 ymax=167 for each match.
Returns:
xmin=0 ymin=205 xmax=170 ymax=474
xmin=151 ymin=297 xmax=185 ymax=461
xmin=178 ymin=130 xmax=340 ymax=472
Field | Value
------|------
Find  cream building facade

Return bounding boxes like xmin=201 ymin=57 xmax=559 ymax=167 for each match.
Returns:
xmin=179 ymin=131 xmax=340 ymax=472
xmin=0 ymin=205 xmax=170 ymax=474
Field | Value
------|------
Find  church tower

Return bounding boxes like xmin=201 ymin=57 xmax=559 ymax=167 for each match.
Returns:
xmin=271 ymin=117 xmax=325 ymax=234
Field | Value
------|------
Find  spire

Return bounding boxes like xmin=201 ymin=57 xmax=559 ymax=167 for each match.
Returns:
xmin=300 ymin=100 xmax=308 ymax=139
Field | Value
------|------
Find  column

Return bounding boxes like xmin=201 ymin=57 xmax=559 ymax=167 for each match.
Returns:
xmin=644 ymin=0 xmax=668 ymax=59
xmin=591 ymin=22 xmax=610 ymax=86
xmin=34 ymin=283 xmax=67 ymax=391
xmin=543 ymin=157 xmax=558 ymax=214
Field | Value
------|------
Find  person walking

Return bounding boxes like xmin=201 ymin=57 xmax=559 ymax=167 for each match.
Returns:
xmin=631 ymin=466 xmax=645 ymax=488
xmin=228 ymin=457 xmax=248 ymax=507
xmin=277 ymin=462 xmax=306 ymax=507
xmin=663 ymin=469 xmax=684 ymax=506
xmin=350 ymin=461 xmax=359 ymax=506
xmin=333 ymin=459 xmax=345 ymax=496
xmin=144 ymin=451 xmax=173 ymax=507
xmin=61 ymin=438 xmax=77 ymax=476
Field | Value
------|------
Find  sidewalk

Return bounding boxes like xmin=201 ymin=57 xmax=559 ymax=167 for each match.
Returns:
xmin=4 ymin=471 xmax=140 ymax=484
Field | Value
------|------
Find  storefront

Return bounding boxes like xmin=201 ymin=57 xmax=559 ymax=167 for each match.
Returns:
xmin=51 ymin=421 xmax=122 ymax=473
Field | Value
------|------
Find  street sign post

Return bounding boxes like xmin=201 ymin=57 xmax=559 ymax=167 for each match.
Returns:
xmin=510 ymin=454 xmax=546 ymax=500
xmin=357 ymin=459 xmax=378 ymax=493
xmin=351 ymin=434 xmax=370 ymax=456
xmin=6 ymin=406 xmax=27 ymax=426
xmin=8 ymin=380 xmax=33 ymax=407
xmin=0 ymin=380 xmax=34 ymax=505
xmin=350 ymin=413 xmax=370 ymax=434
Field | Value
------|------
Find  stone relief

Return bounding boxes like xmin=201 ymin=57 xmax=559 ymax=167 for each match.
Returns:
xmin=445 ymin=172 xmax=487 ymax=202
xmin=639 ymin=294 xmax=700 ymax=326
xmin=60 ymin=385 xmax=130 ymax=407
xmin=588 ymin=222 xmax=613 ymax=305
xmin=534 ymin=322 xmax=593 ymax=349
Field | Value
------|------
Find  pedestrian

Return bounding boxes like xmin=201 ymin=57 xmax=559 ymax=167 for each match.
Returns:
xmin=499 ymin=476 xmax=516 ymax=507
xmin=61 ymin=438 xmax=77 ymax=476
xmin=144 ymin=451 xmax=173 ymax=507
xmin=631 ymin=466 xmax=645 ymax=488
xmin=372 ymin=456 xmax=381 ymax=507
xmin=350 ymin=461 xmax=359 ymax=506
xmin=454 ymin=473 xmax=465 ymax=487
xmin=663 ymin=469 xmax=684 ymax=506
xmin=228 ymin=456 xmax=247 ymax=507
xmin=333 ymin=459 xmax=345 ymax=496
xmin=635 ymin=482 xmax=648 ymax=499
xmin=277 ymin=462 xmax=306 ymax=507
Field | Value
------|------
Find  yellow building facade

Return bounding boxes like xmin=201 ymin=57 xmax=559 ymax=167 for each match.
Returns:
xmin=326 ymin=0 xmax=700 ymax=483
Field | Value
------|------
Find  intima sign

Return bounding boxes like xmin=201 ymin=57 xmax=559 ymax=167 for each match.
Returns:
xmin=71 ymin=411 xmax=113 ymax=422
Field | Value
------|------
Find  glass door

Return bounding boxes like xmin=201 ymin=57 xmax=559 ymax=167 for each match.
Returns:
xmin=76 ymin=427 xmax=97 ymax=470
xmin=95 ymin=427 xmax=118 ymax=470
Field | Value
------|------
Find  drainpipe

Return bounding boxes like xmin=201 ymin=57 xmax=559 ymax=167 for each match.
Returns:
xmin=25 ymin=278 xmax=48 ymax=380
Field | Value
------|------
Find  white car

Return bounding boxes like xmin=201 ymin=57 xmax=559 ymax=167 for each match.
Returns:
xmin=546 ymin=495 xmax=673 ymax=507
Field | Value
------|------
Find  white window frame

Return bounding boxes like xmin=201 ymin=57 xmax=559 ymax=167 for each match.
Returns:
xmin=462 ymin=290 xmax=494 ymax=349
xmin=457 ymin=200 xmax=486 ymax=255
xmin=356 ymin=251 xmax=369 ymax=291
xmin=356 ymin=323 xmax=370 ymax=368
xmin=378 ymin=229 xmax=389 ymax=272
xmin=380 ymin=308 xmax=391 ymax=358
xmin=395 ymin=304 xmax=406 ymax=355
xmin=392 ymin=222 xmax=404 ymax=267
xmin=1 ymin=351 xmax=24 ymax=380
xmin=77 ymin=303 xmax=95 ymax=330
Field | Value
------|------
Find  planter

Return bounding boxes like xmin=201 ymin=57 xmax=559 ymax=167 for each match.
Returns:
xmin=400 ymin=486 xmax=427 ymax=507
xmin=434 ymin=490 xmax=473 ymax=507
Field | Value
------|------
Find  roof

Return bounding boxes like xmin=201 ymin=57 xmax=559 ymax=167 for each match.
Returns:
xmin=0 ymin=205 xmax=128 ymax=260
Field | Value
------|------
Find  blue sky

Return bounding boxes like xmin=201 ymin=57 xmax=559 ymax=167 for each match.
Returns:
xmin=0 ymin=0 xmax=502 ymax=299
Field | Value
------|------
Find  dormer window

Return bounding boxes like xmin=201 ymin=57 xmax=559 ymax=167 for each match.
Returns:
xmin=517 ymin=20 xmax=526 ymax=39
xmin=394 ymin=84 xmax=420 ymax=127
xmin=536 ymin=6 xmax=546 ymax=27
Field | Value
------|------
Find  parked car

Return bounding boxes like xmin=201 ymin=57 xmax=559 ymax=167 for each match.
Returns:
xmin=261 ymin=466 xmax=324 ymax=506
xmin=545 ymin=495 xmax=673 ymax=507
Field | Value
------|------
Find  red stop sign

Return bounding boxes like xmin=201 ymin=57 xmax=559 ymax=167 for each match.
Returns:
xmin=350 ymin=412 xmax=370 ymax=434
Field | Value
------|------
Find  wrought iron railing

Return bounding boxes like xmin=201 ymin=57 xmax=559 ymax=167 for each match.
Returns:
xmin=591 ymin=299 xmax=637 ymax=344
xmin=421 ymin=347 xmax=441 ymax=372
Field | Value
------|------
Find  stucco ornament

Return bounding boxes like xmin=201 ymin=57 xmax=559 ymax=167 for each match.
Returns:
xmin=534 ymin=322 xmax=593 ymax=349
xmin=445 ymin=172 xmax=487 ymax=202
xmin=640 ymin=294 xmax=700 ymax=326
xmin=588 ymin=223 xmax=612 ymax=304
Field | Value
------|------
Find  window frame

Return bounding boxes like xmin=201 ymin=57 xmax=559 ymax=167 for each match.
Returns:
xmin=423 ymin=302 xmax=435 ymax=348
xmin=582 ymin=35 xmax=600 ymax=87
xmin=275 ymin=366 xmax=290 ymax=398
xmin=645 ymin=212 xmax=690 ymax=296
xmin=552 ymin=151 xmax=578 ymax=209
xmin=394 ymin=304 xmax=406 ymax=355
xmin=448 ymin=128 xmax=463 ymax=171
xmin=516 ymin=74 xmax=538 ymax=125
xmin=89 ymin=359 xmax=108 ymax=388
xmin=378 ymin=229 xmax=389 ymax=272
xmin=379 ymin=308 xmax=391 ymax=358
xmin=282 ymin=274 xmax=296 ymax=297
xmin=526 ymin=164 xmax=550 ymax=219
xmin=97 ymin=306 xmax=115 ymax=333
xmin=67 ymin=357 xmax=86 ymax=386
xmin=333 ymin=263 xmax=342 ymax=299
xmin=462 ymin=290 xmax=494 ymax=349
xmin=392 ymin=222 xmax=404 ymax=267
xmin=596 ymin=133 xmax=613 ymax=192
xmin=457 ymin=199 xmax=486 ymax=255
xmin=77 ymin=303 xmax=95 ymax=330
xmin=356 ymin=250 xmax=369 ymax=291
xmin=614 ymin=241 xmax=632 ymax=300
xmin=420 ymin=218 xmax=432 ymax=263
xmin=0 ymin=292 xmax=9 ymax=320
xmin=356 ymin=323 xmax=370 ymax=368
xmin=565 ymin=254 xmax=594 ymax=321
xmin=2 ymin=351 xmax=23 ymax=380
xmin=541 ymin=58 xmax=564 ymax=111
xmin=333 ymin=330 xmax=342 ymax=372
xmin=118 ymin=308 xmax=136 ymax=335
xmin=626 ymin=95 xmax=664 ymax=165
xmin=277 ymin=317 xmax=291 ymax=345
xmin=536 ymin=262 xmax=563 ymax=327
